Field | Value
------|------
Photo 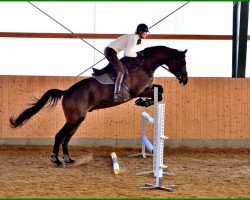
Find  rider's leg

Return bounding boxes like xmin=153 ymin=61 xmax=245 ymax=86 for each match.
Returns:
xmin=104 ymin=47 xmax=126 ymax=102
xmin=113 ymin=71 xmax=124 ymax=102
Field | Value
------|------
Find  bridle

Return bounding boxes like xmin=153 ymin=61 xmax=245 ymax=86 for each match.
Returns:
xmin=161 ymin=65 xmax=182 ymax=81
xmin=161 ymin=57 xmax=186 ymax=84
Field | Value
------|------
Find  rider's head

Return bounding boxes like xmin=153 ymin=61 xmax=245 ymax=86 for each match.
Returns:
xmin=135 ymin=23 xmax=149 ymax=39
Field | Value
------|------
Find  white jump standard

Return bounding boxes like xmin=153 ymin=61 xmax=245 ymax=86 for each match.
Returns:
xmin=141 ymin=103 xmax=177 ymax=191
xmin=131 ymin=87 xmax=174 ymax=177
xmin=132 ymin=87 xmax=177 ymax=191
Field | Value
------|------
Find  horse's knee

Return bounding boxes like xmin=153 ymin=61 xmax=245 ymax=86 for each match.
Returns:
xmin=151 ymin=84 xmax=163 ymax=102
xmin=158 ymin=93 xmax=163 ymax=101
xmin=158 ymin=85 xmax=163 ymax=94
xmin=152 ymin=84 xmax=163 ymax=94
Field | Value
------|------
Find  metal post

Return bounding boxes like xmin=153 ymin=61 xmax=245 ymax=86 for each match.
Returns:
xmin=141 ymin=107 xmax=146 ymax=158
xmin=153 ymin=87 xmax=158 ymax=177
xmin=232 ymin=2 xmax=249 ymax=78
xmin=142 ymin=104 xmax=177 ymax=192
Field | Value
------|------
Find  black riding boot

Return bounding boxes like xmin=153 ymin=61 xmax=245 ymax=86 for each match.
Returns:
xmin=114 ymin=72 xmax=124 ymax=102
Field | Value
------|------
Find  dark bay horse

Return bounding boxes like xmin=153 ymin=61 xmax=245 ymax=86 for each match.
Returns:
xmin=9 ymin=45 xmax=188 ymax=166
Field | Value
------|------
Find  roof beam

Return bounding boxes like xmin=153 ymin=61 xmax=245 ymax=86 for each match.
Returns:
xmin=1 ymin=32 xmax=250 ymax=40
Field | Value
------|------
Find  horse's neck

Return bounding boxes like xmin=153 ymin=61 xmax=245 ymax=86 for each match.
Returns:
xmin=144 ymin=51 xmax=171 ymax=73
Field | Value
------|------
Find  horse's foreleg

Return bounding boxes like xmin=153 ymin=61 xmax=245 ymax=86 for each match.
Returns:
xmin=135 ymin=84 xmax=164 ymax=107
xmin=62 ymin=118 xmax=84 ymax=164
xmin=138 ymin=88 xmax=154 ymax=98
xmin=151 ymin=84 xmax=164 ymax=98
xmin=138 ymin=84 xmax=163 ymax=100
xmin=135 ymin=87 xmax=154 ymax=107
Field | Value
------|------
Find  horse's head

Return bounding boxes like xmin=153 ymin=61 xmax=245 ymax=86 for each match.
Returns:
xmin=168 ymin=49 xmax=188 ymax=85
xmin=142 ymin=46 xmax=188 ymax=85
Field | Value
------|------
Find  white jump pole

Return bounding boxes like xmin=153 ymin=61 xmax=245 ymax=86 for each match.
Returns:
xmin=111 ymin=152 xmax=120 ymax=175
xmin=141 ymin=111 xmax=154 ymax=124
xmin=141 ymin=134 xmax=154 ymax=154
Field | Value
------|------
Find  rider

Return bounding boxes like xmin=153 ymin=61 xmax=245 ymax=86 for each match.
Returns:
xmin=103 ymin=23 xmax=149 ymax=102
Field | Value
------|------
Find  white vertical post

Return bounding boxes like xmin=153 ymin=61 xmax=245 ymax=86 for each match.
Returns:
xmin=142 ymin=103 xmax=177 ymax=191
xmin=155 ymin=104 xmax=165 ymax=186
xmin=141 ymin=106 xmax=146 ymax=158
xmin=153 ymin=87 xmax=158 ymax=177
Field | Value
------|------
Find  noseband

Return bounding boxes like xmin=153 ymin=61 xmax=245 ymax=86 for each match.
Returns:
xmin=161 ymin=63 xmax=183 ymax=83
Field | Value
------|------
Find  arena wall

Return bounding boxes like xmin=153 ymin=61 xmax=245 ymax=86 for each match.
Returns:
xmin=0 ymin=75 xmax=249 ymax=148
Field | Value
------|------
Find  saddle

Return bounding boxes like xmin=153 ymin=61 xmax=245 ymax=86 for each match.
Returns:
xmin=92 ymin=66 xmax=131 ymax=98
xmin=92 ymin=55 xmax=144 ymax=95
xmin=92 ymin=65 xmax=116 ymax=85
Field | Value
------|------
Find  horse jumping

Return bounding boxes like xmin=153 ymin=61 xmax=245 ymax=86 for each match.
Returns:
xmin=9 ymin=45 xmax=188 ymax=166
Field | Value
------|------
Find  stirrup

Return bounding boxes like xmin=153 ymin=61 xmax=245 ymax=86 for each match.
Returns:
xmin=113 ymin=93 xmax=124 ymax=102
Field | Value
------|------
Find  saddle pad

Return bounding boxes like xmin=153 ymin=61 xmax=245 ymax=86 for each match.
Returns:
xmin=92 ymin=73 xmax=114 ymax=85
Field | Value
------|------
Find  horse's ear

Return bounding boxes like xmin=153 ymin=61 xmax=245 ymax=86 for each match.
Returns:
xmin=182 ymin=49 xmax=188 ymax=54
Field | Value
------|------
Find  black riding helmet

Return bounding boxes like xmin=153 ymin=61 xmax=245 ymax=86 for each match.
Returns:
xmin=135 ymin=23 xmax=150 ymax=34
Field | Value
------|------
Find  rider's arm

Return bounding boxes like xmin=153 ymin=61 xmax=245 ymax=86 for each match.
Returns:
xmin=124 ymin=34 xmax=138 ymax=57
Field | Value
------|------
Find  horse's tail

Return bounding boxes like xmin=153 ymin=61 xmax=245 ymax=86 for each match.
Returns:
xmin=9 ymin=89 xmax=64 ymax=128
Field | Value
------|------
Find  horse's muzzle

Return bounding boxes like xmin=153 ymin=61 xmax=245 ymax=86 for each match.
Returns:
xmin=178 ymin=75 xmax=188 ymax=86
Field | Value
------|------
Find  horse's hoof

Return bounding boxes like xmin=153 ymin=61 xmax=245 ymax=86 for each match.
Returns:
xmin=135 ymin=98 xmax=144 ymax=106
xmin=51 ymin=153 xmax=63 ymax=166
xmin=56 ymin=160 xmax=64 ymax=167
xmin=50 ymin=158 xmax=63 ymax=166
xmin=144 ymin=99 xmax=154 ymax=107
xmin=66 ymin=159 xmax=75 ymax=164
xmin=62 ymin=154 xmax=75 ymax=164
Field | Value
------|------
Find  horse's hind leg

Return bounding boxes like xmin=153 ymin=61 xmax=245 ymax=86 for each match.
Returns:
xmin=51 ymin=118 xmax=84 ymax=166
xmin=62 ymin=134 xmax=75 ymax=164
xmin=62 ymin=119 xmax=83 ymax=164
